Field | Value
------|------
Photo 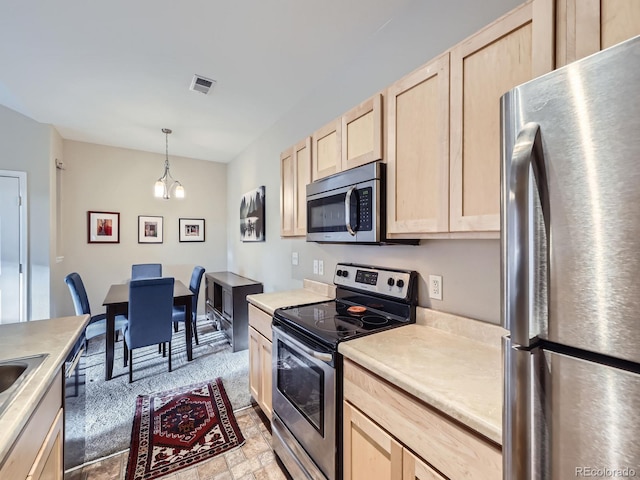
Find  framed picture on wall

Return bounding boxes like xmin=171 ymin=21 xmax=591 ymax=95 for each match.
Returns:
xmin=179 ymin=218 xmax=205 ymax=242
xmin=240 ymin=185 xmax=265 ymax=242
xmin=87 ymin=211 xmax=120 ymax=243
xmin=138 ymin=215 xmax=163 ymax=244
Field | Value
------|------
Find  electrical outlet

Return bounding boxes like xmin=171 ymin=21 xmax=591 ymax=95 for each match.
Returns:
xmin=313 ymin=259 xmax=319 ymax=274
xmin=318 ymin=260 xmax=324 ymax=276
xmin=429 ymin=275 xmax=443 ymax=300
xmin=292 ymin=252 xmax=299 ymax=266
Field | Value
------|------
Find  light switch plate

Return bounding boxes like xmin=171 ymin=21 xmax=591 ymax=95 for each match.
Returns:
xmin=292 ymin=252 xmax=299 ymax=266
xmin=313 ymin=260 xmax=318 ymax=274
xmin=318 ymin=260 xmax=324 ymax=276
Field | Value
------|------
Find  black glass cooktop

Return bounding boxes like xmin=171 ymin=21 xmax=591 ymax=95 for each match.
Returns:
xmin=273 ymin=297 xmax=414 ymax=349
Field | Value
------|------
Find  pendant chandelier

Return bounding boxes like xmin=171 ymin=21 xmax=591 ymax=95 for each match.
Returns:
xmin=154 ymin=128 xmax=185 ymax=199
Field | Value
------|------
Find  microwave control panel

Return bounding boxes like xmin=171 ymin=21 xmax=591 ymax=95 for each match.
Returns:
xmin=334 ymin=263 xmax=414 ymax=301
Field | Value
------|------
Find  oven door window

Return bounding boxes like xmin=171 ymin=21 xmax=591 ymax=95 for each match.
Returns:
xmin=307 ymin=188 xmax=368 ymax=233
xmin=276 ymin=340 xmax=324 ymax=434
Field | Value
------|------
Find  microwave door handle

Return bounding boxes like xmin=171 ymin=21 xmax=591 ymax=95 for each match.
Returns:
xmin=345 ymin=186 xmax=356 ymax=236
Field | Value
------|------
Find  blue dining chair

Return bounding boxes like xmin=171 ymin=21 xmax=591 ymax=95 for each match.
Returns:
xmin=131 ymin=263 xmax=162 ymax=279
xmin=64 ymin=272 xmax=128 ymax=349
xmin=122 ymin=277 xmax=174 ymax=383
xmin=172 ymin=266 xmax=205 ymax=345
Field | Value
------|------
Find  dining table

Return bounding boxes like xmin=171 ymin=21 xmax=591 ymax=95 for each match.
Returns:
xmin=102 ymin=279 xmax=194 ymax=381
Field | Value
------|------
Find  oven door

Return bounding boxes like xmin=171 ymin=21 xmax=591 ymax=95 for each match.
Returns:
xmin=272 ymin=324 xmax=336 ymax=479
xmin=306 ymin=178 xmax=378 ymax=243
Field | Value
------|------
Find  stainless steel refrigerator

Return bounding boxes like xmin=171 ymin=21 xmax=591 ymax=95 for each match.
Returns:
xmin=501 ymin=35 xmax=640 ymax=479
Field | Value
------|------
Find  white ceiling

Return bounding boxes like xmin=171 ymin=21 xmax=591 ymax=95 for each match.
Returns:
xmin=0 ymin=0 xmax=415 ymax=162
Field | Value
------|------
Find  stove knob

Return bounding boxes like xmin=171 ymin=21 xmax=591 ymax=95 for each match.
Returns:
xmin=342 ymin=270 xmax=349 ymax=278
xmin=387 ymin=278 xmax=395 ymax=287
xmin=396 ymin=279 xmax=405 ymax=288
xmin=336 ymin=269 xmax=343 ymax=277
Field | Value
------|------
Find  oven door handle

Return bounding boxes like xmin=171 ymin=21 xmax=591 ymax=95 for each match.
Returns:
xmin=344 ymin=186 xmax=357 ymax=236
xmin=273 ymin=325 xmax=333 ymax=364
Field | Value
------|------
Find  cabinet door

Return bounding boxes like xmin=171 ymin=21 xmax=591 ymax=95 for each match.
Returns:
xmin=27 ymin=408 xmax=63 ymax=480
xmin=342 ymin=93 xmax=383 ymax=171
xmin=312 ymin=118 xmax=342 ymax=181
xmin=450 ymin=0 xmax=554 ymax=232
xmin=222 ymin=288 xmax=233 ymax=318
xmin=402 ymin=450 xmax=446 ymax=480
xmin=293 ymin=137 xmax=312 ymax=236
xmin=249 ymin=326 xmax=261 ymax=402
xmin=343 ymin=401 xmax=402 ymax=480
xmin=259 ymin=335 xmax=273 ymax=420
xmin=386 ymin=53 xmax=450 ymax=236
xmin=280 ymin=146 xmax=295 ymax=236
xmin=556 ymin=0 xmax=640 ymax=66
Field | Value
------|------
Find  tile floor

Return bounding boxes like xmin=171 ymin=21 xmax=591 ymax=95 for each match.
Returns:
xmin=66 ymin=405 xmax=289 ymax=480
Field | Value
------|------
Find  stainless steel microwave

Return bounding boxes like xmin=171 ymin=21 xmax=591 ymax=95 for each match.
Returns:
xmin=306 ymin=161 xmax=384 ymax=243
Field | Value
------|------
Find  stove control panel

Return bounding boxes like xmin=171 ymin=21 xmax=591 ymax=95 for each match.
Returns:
xmin=334 ymin=263 xmax=415 ymax=301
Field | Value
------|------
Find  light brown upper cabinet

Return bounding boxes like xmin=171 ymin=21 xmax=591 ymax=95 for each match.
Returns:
xmin=312 ymin=93 xmax=383 ymax=182
xmin=556 ymin=0 xmax=640 ymax=67
xmin=449 ymin=0 xmax=554 ymax=232
xmin=342 ymin=93 xmax=383 ymax=172
xmin=280 ymin=137 xmax=312 ymax=237
xmin=312 ymin=118 xmax=342 ymax=181
xmin=293 ymin=137 xmax=311 ymax=236
xmin=280 ymin=146 xmax=295 ymax=237
xmin=386 ymin=53 xmax=450 ymax=238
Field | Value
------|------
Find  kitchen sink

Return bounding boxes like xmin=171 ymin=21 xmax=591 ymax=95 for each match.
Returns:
xmin=0 ymin=354 xmax=48 ymax=416
xmin=0 ymin=364 xmax=29 ymax=393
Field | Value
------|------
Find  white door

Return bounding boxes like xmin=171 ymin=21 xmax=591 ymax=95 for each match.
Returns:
xmin=0 ymin=173 xmax=25 ymax=323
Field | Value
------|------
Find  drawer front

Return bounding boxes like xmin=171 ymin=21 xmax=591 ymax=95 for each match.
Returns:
xmin=248 ymin=304 xmax=272 ymax=341
xmin=343 ymin=359 xmax=501 ymax=480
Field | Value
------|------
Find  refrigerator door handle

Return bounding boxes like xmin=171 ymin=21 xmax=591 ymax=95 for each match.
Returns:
xmin=507 ymin=122 xmax=549 ymax=346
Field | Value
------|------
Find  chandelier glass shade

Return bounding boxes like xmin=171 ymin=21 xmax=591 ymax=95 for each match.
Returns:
xmin=154 ymin=128 xmax=185 ymax=199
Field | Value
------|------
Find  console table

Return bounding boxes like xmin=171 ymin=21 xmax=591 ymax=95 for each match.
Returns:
xmin=205 ymin=272 xmax=263 ymax=352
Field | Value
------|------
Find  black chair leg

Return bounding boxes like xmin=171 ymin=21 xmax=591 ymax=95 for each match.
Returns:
xmin=173 ymin=322 xmax=178 ymax=333
xmin=168 ymin=342 xmax=172 ymax=372
xmin=115 ymin=330 xmax=120 ymax=342
xmin=128 ymin=350 xmax=133 ymax=383
xmin=193 ymin=320 xmax=199 ymax=345
xmin=158 ymin=344 xmax=161 ymax=354
xmin=162 ymin=343 xmax=166 ymax=357
xmin=123 ymin=339 xmax=128 ymax=367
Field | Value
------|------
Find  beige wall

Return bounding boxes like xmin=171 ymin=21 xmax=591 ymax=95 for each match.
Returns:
xmin=0 ymin=104 xmax=53 ymax=320
xmin=55 ymin=140 xmax=227 ymax=318
xmin=226 ymin=0 xmax=522 ymax=325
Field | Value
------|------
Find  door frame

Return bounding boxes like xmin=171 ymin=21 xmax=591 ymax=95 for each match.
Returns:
xmin=0 ymin=170 xmax=28 ymax=322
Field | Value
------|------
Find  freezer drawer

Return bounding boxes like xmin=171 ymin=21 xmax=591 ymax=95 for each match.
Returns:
xmin=505 ymin=341 xmax=640 ymax=479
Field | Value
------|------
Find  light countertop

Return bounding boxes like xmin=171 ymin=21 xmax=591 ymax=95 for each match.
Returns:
xmin=338 ymin=322 xmax=503 ymax=445
xmin=0 ymin=315 xmax=89 ymax=464
xmin=246 ymin=279 xmax=335 ymax=315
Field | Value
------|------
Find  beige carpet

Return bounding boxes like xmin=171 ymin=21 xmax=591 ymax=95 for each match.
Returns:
xmin=73 ymin=318 xmax=251 ymax=465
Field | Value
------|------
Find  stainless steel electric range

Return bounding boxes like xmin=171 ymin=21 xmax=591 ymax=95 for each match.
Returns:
xmin=271 ymin=263 xmax=418 ymax=480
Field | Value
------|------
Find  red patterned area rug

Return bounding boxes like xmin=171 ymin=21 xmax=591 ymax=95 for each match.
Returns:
xmin=125 ymin=378 xmax=245 ymax=480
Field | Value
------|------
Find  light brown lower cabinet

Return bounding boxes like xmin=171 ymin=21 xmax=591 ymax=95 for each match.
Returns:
xmin=28 ymin=408 xmax=63 ymax=480
xmin=344 ymin=402 xmax=446 ymax=480
xmin=343 ymin=359 xmax=501 ymax=480
xmin=0 ymin=371 xmax=64 ymax=480
xmin=248 ymin=304 xmax=273 ymax=420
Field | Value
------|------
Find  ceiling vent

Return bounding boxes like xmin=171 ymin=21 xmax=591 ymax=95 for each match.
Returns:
xmin=190 ymin=74 xmax=216 ymax=94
